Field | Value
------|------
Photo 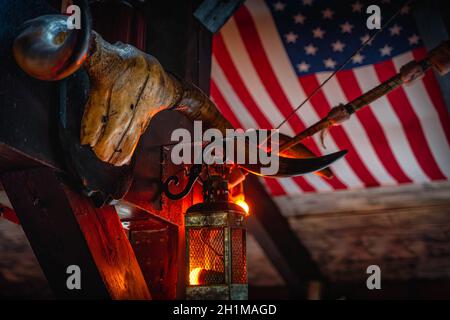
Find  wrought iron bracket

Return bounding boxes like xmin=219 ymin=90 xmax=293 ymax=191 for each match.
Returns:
xmin=161 ymin=164 xmax=203 ymax=200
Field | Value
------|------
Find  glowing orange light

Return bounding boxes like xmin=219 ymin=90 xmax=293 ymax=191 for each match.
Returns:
xmin=235 ymin=199 xmax=250 ymax=215
xmin=189 ymin=267 xmax=204 ymax=285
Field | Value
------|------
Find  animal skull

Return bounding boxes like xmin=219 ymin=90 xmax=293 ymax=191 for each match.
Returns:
xmin=12 ymin=1 xmax=345 ymax=177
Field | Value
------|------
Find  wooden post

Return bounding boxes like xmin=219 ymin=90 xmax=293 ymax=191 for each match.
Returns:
xmin=245 ymin=175 xmax=325 ymax=298
xmin=1 ymin=168 xmax=150 ymax=299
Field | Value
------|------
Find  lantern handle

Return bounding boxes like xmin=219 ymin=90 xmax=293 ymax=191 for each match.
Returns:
xmin=161 ymin=164 xmax=203 ymax=200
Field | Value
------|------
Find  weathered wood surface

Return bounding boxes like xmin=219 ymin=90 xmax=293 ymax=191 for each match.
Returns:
xmin=245 ymin=175 xmax=324 ymax=298
xmin=275 ymin=181 xmax=450 ymax=217
xmin=1 ymin=168 xmax=150 ymax=299
xmin=246 ymin=234 xmax=285 ymax=287
xmin=126 ymin=218 xmax=179 ymax=299
xmin=271 ymin=182 xmax=450 ymax=282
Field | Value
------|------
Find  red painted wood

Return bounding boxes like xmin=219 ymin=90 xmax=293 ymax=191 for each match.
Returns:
xmin=1 ymin=168 xmax=151 ymax=299
xmin=0 ymin=204 xmax=19 ymax=224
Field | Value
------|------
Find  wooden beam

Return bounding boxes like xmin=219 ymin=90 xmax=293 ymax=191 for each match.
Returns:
xmin=1 ymin=168 xmax=150 ymax=299
xmin=194 ymin=0 xmax=245 ymax=33
xmin=145 ymin=0 xmax=212 ymax=92
xmin=273 ymin=181 xmax=450 ymax=217
xmin=283 ymin=181 xmax=450 ymax=284
xmin=0 ymin=1 xmax=62 ymax=171
xmin=139 ymin=0 xmax=214 ymax=298
xmin=245 ymin=175 xmax=325 ymax=298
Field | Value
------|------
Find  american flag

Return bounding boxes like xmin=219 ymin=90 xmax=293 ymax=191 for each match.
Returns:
xmin=210 ymin=0 xmax=450 ymax=195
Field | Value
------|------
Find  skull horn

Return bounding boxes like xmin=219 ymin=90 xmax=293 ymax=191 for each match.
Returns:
xmin=13 ymin=0 xmax=92 ymax=81
xmin=241 ymin=149 xmax=347 ymax=178
xmin=175 ymin=83 xmax=347 ymax=178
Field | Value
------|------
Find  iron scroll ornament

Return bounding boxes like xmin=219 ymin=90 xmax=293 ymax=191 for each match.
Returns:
xmin=161 ymin=164 xmax=203 ymax=200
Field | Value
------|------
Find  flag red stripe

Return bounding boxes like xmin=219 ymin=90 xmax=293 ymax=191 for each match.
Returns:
xmin=263 ymin=177 xmax=288 ymax=196
xmin=210 ymin=79 xmax=242 ymax=129
xmin=336 ymin=70 xmax=412 ymax=184
xmin=292 ymin=176 xmax=315 ymax=192
xmin=374 ymin=60 xmax=446 ymax=181
xmin=234 ymin=7 xmax=305 ymax=133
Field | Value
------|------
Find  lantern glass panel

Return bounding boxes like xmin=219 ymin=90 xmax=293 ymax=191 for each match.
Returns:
xmin=188 ymin=227 xmax=225 ymax=285
xmin=231 ymin=228 xmax=246 ymax=284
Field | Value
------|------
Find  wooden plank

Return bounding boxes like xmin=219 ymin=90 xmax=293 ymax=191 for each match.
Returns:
xmin=274 ymin=181 xmax=450 ymax=217
xmin=194 ymin=0 xmax=244 ymax=33
xmin=145 ymin=0 xmax=212 ymax=92
xmin=285 ymin=192 xmax=450 ymax=282
xmin=1 ymin=167 xmax=150 ymax=299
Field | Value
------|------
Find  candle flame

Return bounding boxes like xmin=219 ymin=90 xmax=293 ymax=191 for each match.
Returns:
xmin=189 ymin=267 xmax=204 ymax=285
xmin=235 ymin=199 xmax=250 ymax=215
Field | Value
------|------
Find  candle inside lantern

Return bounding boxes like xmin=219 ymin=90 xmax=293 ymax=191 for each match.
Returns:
xmin=189 ymin=267 xmax=204 ymax=285
xmin=235 ymin=199 xmax=249 ymax=215
xmin=189 ymin=267 xmax=226 ymax=286
xmin=185 ymin=174 xmax=248 ymax=299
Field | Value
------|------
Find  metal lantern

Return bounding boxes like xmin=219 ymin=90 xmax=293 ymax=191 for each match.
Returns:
xmin=185 ymin=175 xmax=248 ymax=300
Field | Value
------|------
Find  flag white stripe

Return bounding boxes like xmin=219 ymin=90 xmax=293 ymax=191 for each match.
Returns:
xmin=352 ymin=64 xmax=430 ymax=183
xmin=220 ymin=17 xmax=289 ymax=135
xmin=211 ymin=56 xmax=259 ymax=130
xmin=277 ymin=178 xmax=304 ymax=195
xmin=244 ymin=0 xmax=364 ymax=189
xmin=303 ymin=173 xmax=333 ymax=192
xmin=316 ymin=73 xmax=397 ymax=185
xmin=392 ymin=52 xmax=450 ymax=178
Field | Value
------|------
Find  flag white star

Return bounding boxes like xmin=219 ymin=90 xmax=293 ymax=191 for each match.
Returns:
xmin=360 ymin=33 xmax=373 ymax=45
xmin=389 ymin=24 xmax=402 ymax=36
xmin=312 ymin=27 xmax=326 ymax=39
xmin=408 ymin=34 xmax=420 ymax=45
xmin=352 ymin=53 xmax=365 ymax=64
xmin=285 ymin=31 xmax=299 ymax=43
xmin=322 ymin=8 xmax=334 ymax=19
xmin=297 ymin=61 xmax=310 ymax=72
xmin=401 ymin=4 xmax=410 ymax=14
xmin=324 ymin=58 xmax=337 ymax=69
xmin=304 ymin=43 xmax=318 ymax=55
xmin=273 ymin=1 xmax=286 ymax=11
xmin=351 ymin=1 xmax=363 ymax=13
xmin=331 ymin=40 xmax=346 ymax=52
xmin=293 ymin=13 xmax=306 ymax=24
xmin=302 ymin=0 xmax=313 ymax=6
xmin=380 ymin=44 xmax=393 ymax=56
xmin=340 ymin=21 xmax=354 ymax=33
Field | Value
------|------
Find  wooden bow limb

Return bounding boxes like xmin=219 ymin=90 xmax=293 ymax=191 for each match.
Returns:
xmin=280 ymin=40 xmax=450 ymax=153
